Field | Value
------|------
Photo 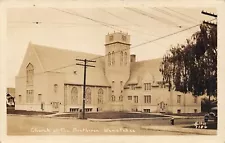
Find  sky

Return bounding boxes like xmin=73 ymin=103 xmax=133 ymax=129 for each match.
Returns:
xmin=6 ymin=7 xmax=217 ymax=87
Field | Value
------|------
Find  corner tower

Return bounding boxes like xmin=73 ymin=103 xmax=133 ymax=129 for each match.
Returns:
xmin=105 ymin=31 xmax=131 ymax=110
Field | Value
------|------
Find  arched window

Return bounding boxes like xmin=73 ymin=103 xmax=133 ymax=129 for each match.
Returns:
xmin=120 ymin=51 xmax=123 ymax=65
xmin=124 ymin=52 xmax=127 ymax=65
xmin=98 ymin=88 xmax=103 ymax=104
xmin=71 ymin=87 xmax=78 ymax=104
xmin=108 ymin=52 xmax=111 ymax=66
xmin=119 ymin=95 xmax=123 ymax=102
xmin=54 ymin=84 xmax=58 ymax=93
xmin=26 ymin=63 xmax=34 ymax=85
xmin=85 ymin=88 xmax=91 ymax=104
xmin=111 ymin=95 xmax=115 ymax=102
xmin=112 ymin=51 xmax=115 ymax=65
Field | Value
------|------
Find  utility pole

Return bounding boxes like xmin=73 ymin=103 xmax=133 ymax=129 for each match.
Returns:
xmin=201 ymin=10 xmax=217 ymax=27
xmin=201 ymin=10 xmax=217 ymax=112
xmin=76 ymin=59 xmax=96 ymax=119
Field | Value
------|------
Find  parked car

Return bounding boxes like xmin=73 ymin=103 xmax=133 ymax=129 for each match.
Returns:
xmin=209 ymin=107 xmax=217 ymax=122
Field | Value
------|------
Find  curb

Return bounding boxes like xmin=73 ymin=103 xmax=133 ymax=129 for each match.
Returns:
xmin=8 ymin=114 xmax=203 ymax=121
xmin=141 ymin=126 xmax=217 ymax=135
xmin=88 ymin=117 xmax=171 ymax=122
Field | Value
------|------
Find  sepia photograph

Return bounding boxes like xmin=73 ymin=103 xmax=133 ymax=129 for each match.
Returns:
xmin=5 ymin=4 xmax=218 ymax=136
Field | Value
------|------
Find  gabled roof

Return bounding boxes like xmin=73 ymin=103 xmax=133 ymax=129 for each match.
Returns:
xmin=126 ymin=58 xmax=163 ymax=85
xmin=29 ymin=43 xmax=110 ymax=86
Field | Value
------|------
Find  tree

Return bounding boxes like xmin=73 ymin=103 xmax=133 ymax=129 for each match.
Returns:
xmin=159 ymin=23 xmax=217 ymax=102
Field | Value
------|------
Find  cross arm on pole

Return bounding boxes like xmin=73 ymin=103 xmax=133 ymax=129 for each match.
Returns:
xmin=86 ymin=60 xmax=96 ymax=63
xmin=86 ymin=65 xmax=95 ymax=67
xmin=76 ymin=63 xmax=85 ymax=66
xmin=203 ymin=21 xmax=217 ymax=27
xmin=201 ymin=11 xmax=217 ymax=18
xmin=76 ymin=58 xmax=86 ymax=61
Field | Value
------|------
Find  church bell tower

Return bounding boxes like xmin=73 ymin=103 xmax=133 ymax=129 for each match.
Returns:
xmin=105 ymin=31 xmax=131 ymax=110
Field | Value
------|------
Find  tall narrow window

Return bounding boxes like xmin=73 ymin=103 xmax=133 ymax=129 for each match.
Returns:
xmin=112 ymin=81 xmax=115 ymax=91
xmin=26 ymin=63 xmax=34 ymax=86
xmin=194 ymin=96 xmax=197 ymax=103
xmin=112 ymin=51 xmax=115 ymax=65
xmin=38 ymin=94 xmax=42 ymax=103
xmin=144 ymin=95 xmax=151 ymax=103
xmin=144 ymin=83 xmax=151 ymax=90
xmin=26 ymin=90 xmax=34 ymax=103
xmin=111 ymin=95 xmax=115 ymax=102
xmin=108 ymin=52 xmax=111 ymax=66
xmin=18 ymin=95 xmax=22 ymax=103
xmin=119 ymin=95 xmax=123 ymax=101
xmin=134 ymin=96 xmax=138 ymax=103
xmin=85 ymin=88 xmax=91 ymax=104
xmin=122 ymin=35 xmax=126 ymax=41
xmin=124 ymin=52 xmax=127 ymax=65
xmin=109 ymin=35 xmax=114 ymax=41
xmin=54 ymin=84 xmax=58 ymax=93
xmin=71 ymin=87 xmax=78 ymax=105
xmin=120 ymin=51 xmax=123 ymax=65
xmin=98 ymin=88 xmax=104 ymax=104
xmin=177 ymin=95 xmax=181 ymax=103
xmin=120 ymin=81 xmax=123 ymax=91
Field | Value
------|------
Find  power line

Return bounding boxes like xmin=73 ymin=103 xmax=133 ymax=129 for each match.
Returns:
xmin=151 ymin=8 xmax=197 ymax=25
xmin=50 ymin=7 xmax=171 ymax=49
xmin=165 ymin=7 xmax=199 ymax=22
xmin=49 ymin=7 xmax=121 ymax=31
xmin=136 ymin=8 xmax=182 ymax=28
xmin=99 ymin=8 xmax=141 ymax=28
xmin=82 ymin=19 xmax=214 ymax=63
xmin=15 ymin=18 xmax=212 ymax=79
xmin=125 ymin=7 xmax=182 ymax=28
xmin=50 ymin=8 xmax=160 ymax=39
xmin=8 ymin=21 xmax=138 ymax=27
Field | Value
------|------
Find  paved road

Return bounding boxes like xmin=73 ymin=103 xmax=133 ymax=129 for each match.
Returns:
xmin=7 ymin=115 xmax=199 ymax=135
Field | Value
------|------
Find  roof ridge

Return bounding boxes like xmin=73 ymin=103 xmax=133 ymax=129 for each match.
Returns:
xmin=31 ymin=43 xmax=103 ymax=57
xmin=134 ymin=58 xmax=163 ymax=63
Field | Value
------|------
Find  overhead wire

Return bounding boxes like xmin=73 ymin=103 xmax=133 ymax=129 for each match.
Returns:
xmin=15 ymin=18 xmax=216 ymax=79
xmin=165 ymin=7 xmax=199 ymax=22
xmin=125 ymin=7 xmax=182 ymax=28
xmin=151 ymin=8 xmax=198 ymax=25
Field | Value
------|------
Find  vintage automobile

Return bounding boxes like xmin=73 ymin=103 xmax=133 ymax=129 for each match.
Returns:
xmin=209 ymin=107 xmax=217 ymax=122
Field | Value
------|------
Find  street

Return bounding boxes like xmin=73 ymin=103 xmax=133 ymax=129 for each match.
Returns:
xmin=7 ymin=115 xmax=200 ymax=135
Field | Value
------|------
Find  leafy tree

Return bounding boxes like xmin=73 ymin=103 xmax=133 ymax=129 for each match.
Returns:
xmin=159 ymin=23 xmax=217 ymax=103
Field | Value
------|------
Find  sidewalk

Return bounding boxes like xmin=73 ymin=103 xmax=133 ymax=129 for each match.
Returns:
xmin=8 ymin=113 xmax=203 ymax=121
xmin=141 ymin=125 xmax=217 ymax=135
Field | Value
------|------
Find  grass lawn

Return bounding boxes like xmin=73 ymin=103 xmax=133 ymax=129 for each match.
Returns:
xmin=165 ymin=113 xmax=205 ymax=116
xmin=7 ymin=109 xmax=54 ymax=115
xmin=55 ymin=111 xmax=167 ymax=119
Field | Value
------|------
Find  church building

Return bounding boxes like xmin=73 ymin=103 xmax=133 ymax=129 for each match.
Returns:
xmin=15 ymin=31 xmax=201 ymax=113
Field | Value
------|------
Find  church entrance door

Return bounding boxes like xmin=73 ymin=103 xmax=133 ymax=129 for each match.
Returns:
xmin=159 ymin=101 xmax=166 ymax=113
xmin=52 ymin=102 xmax=59 ymax=112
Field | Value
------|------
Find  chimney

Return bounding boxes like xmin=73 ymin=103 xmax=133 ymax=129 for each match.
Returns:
xmin=130 ymin=54 xmax=136 ymax=63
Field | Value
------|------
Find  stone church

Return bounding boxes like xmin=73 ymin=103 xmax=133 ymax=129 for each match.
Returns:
xmin=15 ymin=31 xmax=201 ymax=113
